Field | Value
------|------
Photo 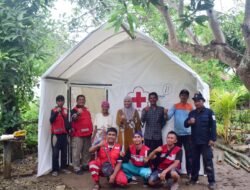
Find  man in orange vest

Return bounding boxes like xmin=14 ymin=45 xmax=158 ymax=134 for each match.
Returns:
xmin=89 ymin=127 xmax=127 ymax=190
xmin=145 ymin=131 xmax=182 ymax=190
xmin=121 ymin=132 xmax=151 ymax=186
xmin=71 ymin=95 xmax=93 ymax=174
xmin=50 ymin=95 xmax=70 ymax=176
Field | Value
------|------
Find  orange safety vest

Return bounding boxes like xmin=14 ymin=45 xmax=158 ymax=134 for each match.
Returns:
xmin=158 ymin=145 xmax=181 ymax=170
xmin=97 ymin=143 xmax=121 ymax=167
xmin=51 ymin=107 xmax=68 ymax=135
xmin=71 ymin=106 xmax=93 ymax=137
xmin=130 ymin=144 xmax=150 ymax=167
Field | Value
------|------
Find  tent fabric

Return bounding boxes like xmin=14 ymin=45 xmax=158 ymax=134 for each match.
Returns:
xmin=38 ymin=23 xmax=208 ymax=176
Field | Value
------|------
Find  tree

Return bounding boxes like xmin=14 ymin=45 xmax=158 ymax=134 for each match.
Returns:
xmin=0 ymin=0 xmax=69 ymax=132
xmin=71 ymin=0 xmax=250 ymax=91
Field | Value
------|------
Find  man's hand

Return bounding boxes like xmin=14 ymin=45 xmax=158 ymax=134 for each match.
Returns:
xmin=188 ymin=117 xmax=195 ymax=125
xmin=144 ymin=157 xmax=149 ymax=163
xmin=209 ymin=140 xmax=215 ymax=147
xmin=120 ymin=151 xmax=125 ymax=157
xmin=160 ymin=171 xmax=167 ymax=181
xmin=109 ymin=174 xmax=115 ymax=184
xmin=56 ymin=107 xmax=61 ymax=112
xmin=164 ymin=108 xmax=168 ymax=115
xmin=77 ymin=108 xmax=83 ymax=115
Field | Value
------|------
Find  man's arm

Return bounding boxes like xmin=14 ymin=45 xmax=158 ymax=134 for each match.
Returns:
xmin=160 ymin=149 xmax=182 ymax=180
xmin=89 ymin=140 xmax=104 ymax=153
xmin=209 ymin=110 xmax=217 ymax=143
xmin=184 ymin=112 xmax=194 ymax=128
xmin=167 ymin=106 xmax=175 ymax=121
xmin=122 ymin=149 xmax=131 ymax=163
xmin=50 ymin=110 xmax=58 ymax=124
xmin=141 ymin=108 xmax=147 ymax=123
xmin=144 ymin=146 xmax=162 ymax=163
xmin=109 ymin=161 xmax=122 ymax=184
xmin=71 ymin=109 xmax=78 ymax=121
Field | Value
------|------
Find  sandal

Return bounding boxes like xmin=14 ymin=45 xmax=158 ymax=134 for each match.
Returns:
xmin=92 ymin=184 xmax=100 ymax=190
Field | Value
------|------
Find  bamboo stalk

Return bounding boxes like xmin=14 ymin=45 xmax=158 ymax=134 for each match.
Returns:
xmin=240 ymin=159 xmax=250 ymax=169
xmin=224 ymin=157 xmax=241 ymax=169
xmin=224 ymin=151 xmax=241 ymax=167
xmin=215 ymin=142 xmax=250 ymax=165
xmin=216 ymin=151 xmax=224 ymax=165
xmin=240 ymin=162 xmax=250 ymax=172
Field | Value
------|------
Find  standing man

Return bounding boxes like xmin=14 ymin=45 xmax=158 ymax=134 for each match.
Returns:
xmin=168 ymin=89 xmax=193 ymax=177
xmin=50 ymin=95 xmax=70 ymax=176
xmin=89 ymin=127 xmax=127 ymax=190
xmin=122 ymin=132 xmax=151 ymax=186
xmin=145 ymin=131 xmax=182 ymax=190
xmin=71 ymin=95 xmax=93 ymax=174
xmin=141 ymin=92 xmax=168 ymax=151
xmin=184 ymin=92 xmax=216 ymax=190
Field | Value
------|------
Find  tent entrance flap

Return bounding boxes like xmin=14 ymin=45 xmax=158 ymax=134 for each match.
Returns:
xmin=70 ymin=85 xmax=107 ymax=117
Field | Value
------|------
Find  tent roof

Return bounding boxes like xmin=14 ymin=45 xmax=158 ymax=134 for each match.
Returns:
xmin=42 ymin=23 xmax=206 ymax=90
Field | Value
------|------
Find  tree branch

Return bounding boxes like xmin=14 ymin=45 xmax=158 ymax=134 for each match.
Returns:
xmin=207 ymin=9 xmax=226 ymax=43
xmin=243 ymin=0 xmax=250 ymax=55
xmin=155 ymin=1 xmax=178 ymax=47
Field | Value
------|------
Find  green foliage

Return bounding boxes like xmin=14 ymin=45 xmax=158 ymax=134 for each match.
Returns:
xmin=0 ymin=0 xmax=70 ymax=133
xmin=210 ymin=89 xmax=240 ymax=143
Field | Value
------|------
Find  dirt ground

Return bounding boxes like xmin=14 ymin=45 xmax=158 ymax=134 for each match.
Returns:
xmin=0 ymin=148 xmax=249 ymax=190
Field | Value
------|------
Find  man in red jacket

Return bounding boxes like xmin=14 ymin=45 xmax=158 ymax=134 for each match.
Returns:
xmin=89 ymin=127 xmax=127 ymax=190
xmin=121 ymin=132 xmax=151 ymax=186
xmin=71 ymin=95 xmax=93 ymax=174
xmin=145 ymin=131 xmax=182 ymax=190
xmin=50 ymin=95 xmax=70 ymax=176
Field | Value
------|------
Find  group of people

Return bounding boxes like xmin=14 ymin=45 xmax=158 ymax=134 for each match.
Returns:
xmin=49 ymin=90 xmax=217 ymax=190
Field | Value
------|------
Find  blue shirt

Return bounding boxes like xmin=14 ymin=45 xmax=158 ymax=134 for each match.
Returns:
xmin=184 ymin=107 xmax=217 ymax=144
xmin=168 ymin=103 xmax=193 ymax=136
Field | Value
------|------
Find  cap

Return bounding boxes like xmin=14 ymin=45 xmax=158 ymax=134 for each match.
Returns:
xmin=133 ymin=131 xmax=143 ymax=137
xmin=192 ymin=92 xmax=205 ymax=101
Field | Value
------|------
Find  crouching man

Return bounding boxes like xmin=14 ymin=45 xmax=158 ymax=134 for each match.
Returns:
xmin=89 ymin=127 xmax=127 ymax=190
xmin=121 ymin=132 xmax=151 ymax=186
xmin=144 ymin=131 xmax=182 ymax=190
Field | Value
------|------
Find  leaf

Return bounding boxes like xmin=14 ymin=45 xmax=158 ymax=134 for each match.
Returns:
xmin=195 ymin=15 xmax=208 ymax=26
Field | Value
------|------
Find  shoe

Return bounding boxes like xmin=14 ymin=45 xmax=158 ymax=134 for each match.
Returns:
xmin=143 ymin=183 xmax=148 ymax=188
xmin=61 ymin=169 xmax=71 ymax=174
xmin=128 ymin=178 xmax=138 ymax=185
xmin=132 ymin=176 xmax=138 ymax=181
xmin=208 ymin=183 xmax=216 ymax=190
xmin=51 ymin=171 xmax=58 ymax=177
xmin=171 ymin=182 xmax=179 ymax=190
xmin=75 ymin=169 xmax=83 ymax=175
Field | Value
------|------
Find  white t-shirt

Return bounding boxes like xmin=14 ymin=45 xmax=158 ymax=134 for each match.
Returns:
xmin=94 ymin=113 xmax=113 ymax=131
xmin=92 ymin=113 xmax=113 ymax=145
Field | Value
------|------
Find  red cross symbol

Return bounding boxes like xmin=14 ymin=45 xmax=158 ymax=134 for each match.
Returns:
xmin=132 ymin=92 xmax=146 ymax=108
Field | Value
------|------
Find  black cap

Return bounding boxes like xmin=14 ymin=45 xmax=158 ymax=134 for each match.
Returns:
xmin=192 ymin=92 xmax=205 ymax=102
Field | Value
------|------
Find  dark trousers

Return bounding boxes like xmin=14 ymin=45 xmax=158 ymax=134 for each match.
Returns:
xmin=176 ymin=135 xmax=192 ymax=175
xmin=191 ymin=144 xmax=215 ymax=183
xmin=52 ymin=134 xmax=68 ymax=172
xmin=144 ymin=139 xmax=163 ymax=169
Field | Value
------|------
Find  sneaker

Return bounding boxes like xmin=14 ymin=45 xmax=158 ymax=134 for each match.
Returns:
xmin=61 ymin=169 xmax=71 ymax=174
xmin=208 ymin=183 xmax=216 ymax=190
xmin=128 ymin=178 xmax=138 ymax=185
xmin=131 ymin=176 xmax=138 ymax=181
xmin=171 ymin=182 xmax=179 ymax=190
xmin=51 ymin=171 xmax=58 ymax=177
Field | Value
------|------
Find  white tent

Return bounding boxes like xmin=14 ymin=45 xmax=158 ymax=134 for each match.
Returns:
xmin=38 ymin=23 xmax=209 ymax=176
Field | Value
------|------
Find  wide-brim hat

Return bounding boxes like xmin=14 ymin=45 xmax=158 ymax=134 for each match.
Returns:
xmin=192 ymin=92 xmax=205 ymax=101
